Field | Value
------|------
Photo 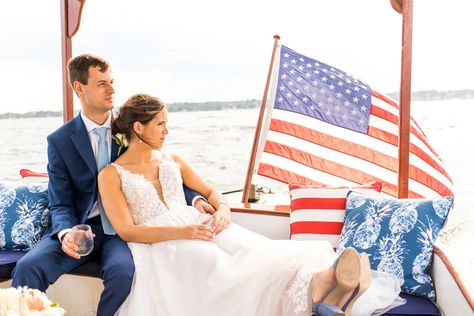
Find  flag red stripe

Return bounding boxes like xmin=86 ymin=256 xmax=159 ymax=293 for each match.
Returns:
xmin=370 ymin=103 xmax=445 ymax=164
xmin=290 ymin=221 xmax=343 ymax=235
xmin=372 ymin=91 xmax=445 ymax=163
xmin=372 ymin=90 xmax=398 ymax=108
xmin=261 ymin=141 xmax=409 ymax=197
xmin=263 ymin=140 xmax=452 ymax=197
xmin=367 ymin=126 xmax=452 ymax=181
xmin=269 ymin=120 xmax=452 ymax=196
xmin=257 ymin=163 xmax=323 ymax=186
xmin=291 ymin=198 xmax=346 ymax=210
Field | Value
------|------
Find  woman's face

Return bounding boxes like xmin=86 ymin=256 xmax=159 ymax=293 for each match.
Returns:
xmin=141 ymin=108 xmax=168 ymax=149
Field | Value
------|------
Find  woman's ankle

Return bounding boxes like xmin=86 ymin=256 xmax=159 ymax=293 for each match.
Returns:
xmin=311 ymin=268 xmax=336 ymax=302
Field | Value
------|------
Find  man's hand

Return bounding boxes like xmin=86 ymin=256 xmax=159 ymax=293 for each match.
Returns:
xmin=61 ymin=232 xmax=81 ymax=260
xmin=194 ymin=198 xmax=215 ymax=214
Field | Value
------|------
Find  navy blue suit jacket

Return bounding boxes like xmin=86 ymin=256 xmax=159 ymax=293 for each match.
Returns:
xmin=46 ymin=114 xmax=199 ymax=238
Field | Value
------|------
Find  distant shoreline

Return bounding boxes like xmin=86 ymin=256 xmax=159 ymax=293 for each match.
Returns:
xmin=0 ymin=100 xmax=260 ymax=119
xmin=1 ymin=89 xmax=473 ymax=119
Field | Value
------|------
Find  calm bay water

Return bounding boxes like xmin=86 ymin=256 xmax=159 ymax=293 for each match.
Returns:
xmin=1 ymin=101 xmax=473 ymax=293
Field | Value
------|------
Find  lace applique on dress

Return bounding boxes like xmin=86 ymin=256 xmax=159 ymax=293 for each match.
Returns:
xmin=159 ymin=153 xmax=187 ymax=209
xmin=111 ymin=163 xmax=164 ymax=224
xmin=285 ymin=268 xmax=313 ymax=314
xmin=111 ymin=155 xmax=185 ymax=225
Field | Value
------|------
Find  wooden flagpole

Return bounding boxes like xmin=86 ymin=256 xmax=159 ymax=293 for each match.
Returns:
xmin=60 ymin=0 xmax=86 ymax=123
xmin=397 ymin=0 xmax=413 ymax=198
xmin=242 ymin=34 xmax=280 ymax=203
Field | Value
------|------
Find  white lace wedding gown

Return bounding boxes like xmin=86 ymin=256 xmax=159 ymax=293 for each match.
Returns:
xmin=112 ymin=154 xmax=402 ymax=316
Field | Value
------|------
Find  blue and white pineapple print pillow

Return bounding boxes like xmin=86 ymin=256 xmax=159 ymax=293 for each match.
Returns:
xmin=337 ymin=190 xmax=453 ymax=299
xmin=0 ymin=182 xmax=50 ymax=251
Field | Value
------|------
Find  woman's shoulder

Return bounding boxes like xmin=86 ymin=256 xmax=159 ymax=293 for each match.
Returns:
xmin=167 ymin=152 xmax=187 ymax=165
xmin=99 ymin=164 xmax=121 ymax=181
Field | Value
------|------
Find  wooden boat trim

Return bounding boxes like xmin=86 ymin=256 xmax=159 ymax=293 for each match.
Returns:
xmin=61 ymin=0 xmax=87 ymax=123
xmin=242 ymin=34 xmax=280 ymax=203
xmin=397 ymin=0 xmax=413 ymax=198
xmin=433 ymin=244 xmax=474 ymax=311
xmin=230 ymin=203 xmax=290 ymax=217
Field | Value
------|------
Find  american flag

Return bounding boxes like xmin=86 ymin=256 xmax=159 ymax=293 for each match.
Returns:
xmin=255 ymin=45 xmax=454 ymax=198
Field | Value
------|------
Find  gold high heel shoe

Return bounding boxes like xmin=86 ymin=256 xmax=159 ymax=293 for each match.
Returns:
xmin=341 ymin=252 xmax=372 ymax=315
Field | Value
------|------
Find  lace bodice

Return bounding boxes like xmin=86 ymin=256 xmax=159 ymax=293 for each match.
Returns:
xmin=111 ymin=153 xmax=187 ymax=224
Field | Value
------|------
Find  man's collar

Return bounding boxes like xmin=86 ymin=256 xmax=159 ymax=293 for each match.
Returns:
xmin=80 ymin=111 xmax=112 ymax=133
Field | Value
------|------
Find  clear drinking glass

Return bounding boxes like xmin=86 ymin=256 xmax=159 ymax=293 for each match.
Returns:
xmin=70 ymin=224 xmax=94 ymax=256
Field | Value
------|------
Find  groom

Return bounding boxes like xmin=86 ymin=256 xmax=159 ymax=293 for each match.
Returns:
xmin=12 ymin=54 xmax=212 ymax=316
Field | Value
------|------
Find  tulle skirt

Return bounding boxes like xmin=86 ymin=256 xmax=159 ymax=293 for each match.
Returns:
xmin=116 ymin=206 xmax=402 ymax=316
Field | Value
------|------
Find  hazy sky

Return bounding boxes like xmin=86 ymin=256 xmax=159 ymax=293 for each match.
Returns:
xmin=0 ymin=0 xmax=473 ymax=113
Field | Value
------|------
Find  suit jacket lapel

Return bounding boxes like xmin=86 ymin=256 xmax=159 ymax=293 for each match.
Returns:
xmin=111 ymin=135 xmax=120 ymax=162
xmin=70 ymin=115 xmax=97 ymax=176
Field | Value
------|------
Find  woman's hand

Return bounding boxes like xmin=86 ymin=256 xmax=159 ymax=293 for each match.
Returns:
xmin=212 ymin=204 xmax=231 ymax=234
xmin=194 ymin=198 xmax=215 ymax=214
xmin=182 ymin=224 xmax=214 ymax=241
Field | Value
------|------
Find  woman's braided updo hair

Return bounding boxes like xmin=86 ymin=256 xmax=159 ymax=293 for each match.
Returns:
xmin=112 ymin=94 xmax=166 ymax=141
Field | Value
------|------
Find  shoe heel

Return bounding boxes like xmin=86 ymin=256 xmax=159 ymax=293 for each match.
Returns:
xmin=312 ymin=248 xmax=360 ymax=316
xmin=311 ymin=302 xmax=345 ymax=316
xmin=342 ymin=252 xmax=372 ymax=314
xmin=324 ymin=247 xmax=360 ymax=305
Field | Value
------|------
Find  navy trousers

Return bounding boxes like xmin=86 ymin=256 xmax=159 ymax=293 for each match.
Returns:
xmin=12 ymin=217 xmax=134 ymax=316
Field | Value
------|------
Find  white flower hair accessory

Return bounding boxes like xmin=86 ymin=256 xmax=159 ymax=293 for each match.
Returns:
xmin=112 ymin=133 xmax=129 ymax=155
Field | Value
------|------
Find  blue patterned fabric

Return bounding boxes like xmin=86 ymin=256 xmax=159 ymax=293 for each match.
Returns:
xmin=0 ymin=182 xmax=50 ymax=251
xmin=337 ymin=191 xmax=453 ymax=299
xmin=93 ymin=127 xmax=116 ymax=235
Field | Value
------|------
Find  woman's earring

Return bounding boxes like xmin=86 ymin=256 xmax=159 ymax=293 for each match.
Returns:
xmin=139 ymin=139 xmax=143 ymax=144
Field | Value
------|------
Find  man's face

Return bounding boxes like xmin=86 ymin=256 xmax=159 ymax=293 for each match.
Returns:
xmin=77 ymin=66 xmax=115 ymax=113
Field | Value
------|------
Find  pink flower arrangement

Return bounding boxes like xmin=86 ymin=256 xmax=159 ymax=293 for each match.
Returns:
xmin=0 ymin=287 xmax=65 ymax=316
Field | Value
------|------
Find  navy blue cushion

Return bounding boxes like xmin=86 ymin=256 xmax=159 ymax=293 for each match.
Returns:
xmin=337 ymin=191 xmax=453 ymax=299
xmin=0 ymin=250 xmax=26 ymax=280
xmin=0 ymin=182 xmax=50 ymax=250
xmin=383 ymin=293 xmax=441 ymax=315
xmin=0 ymin=250 xmax=101 ymax=280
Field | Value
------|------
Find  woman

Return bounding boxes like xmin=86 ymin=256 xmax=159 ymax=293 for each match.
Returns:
xmin=98 ymin=94 xmax=402 ymax=316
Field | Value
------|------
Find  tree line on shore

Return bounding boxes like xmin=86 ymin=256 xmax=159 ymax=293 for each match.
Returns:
xmin=0 ymin=99 xmax=259 ymax=119
xmin=1 ymin=89 xmax=473 ymax=119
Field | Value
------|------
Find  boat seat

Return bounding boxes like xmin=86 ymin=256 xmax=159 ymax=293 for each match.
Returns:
xmin=0 ymin=250 xmax=101 ymax=282
xmin=0 ymin=251 xmax=441 ymax=315
xmin=383 ymin=293 xmax=441 ymax=315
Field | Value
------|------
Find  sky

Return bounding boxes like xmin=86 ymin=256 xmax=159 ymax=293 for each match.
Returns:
xmin=0 ymin=0 xmax=473 ymax=114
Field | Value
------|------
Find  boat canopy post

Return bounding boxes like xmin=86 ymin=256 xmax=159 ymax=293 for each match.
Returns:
xmin=60 ymin=0 xmax=86 ymax=123
xmin=396 ymin=0 xmax=414 ymax=198
xmin=242 ymin=35 xmax=280 ymax=203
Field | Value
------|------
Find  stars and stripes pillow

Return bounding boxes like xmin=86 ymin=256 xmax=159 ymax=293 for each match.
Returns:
xmin=289 ymin=181 xmax=382 ymax=248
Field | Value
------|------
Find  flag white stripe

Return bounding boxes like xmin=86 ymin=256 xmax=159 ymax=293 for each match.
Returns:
xmin=261 ymin=147 xmax=441 ymax=197
xmin=261 ymin=151 xmax=357 ymax=186
xmin=372 ymin=94 xmax=428 ymax=139
xmin=369 ymin=116 xmax=444 ymax=168
xmin=270 ymin=109 xmax=452 ymax=190
xmin=290 ymin=188 xmax=379 ymax=199
xmin=265 ymin=129 xmax=450 ymax=196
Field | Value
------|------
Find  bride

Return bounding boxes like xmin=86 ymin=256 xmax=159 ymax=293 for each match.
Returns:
xmin=98 ymin=94 xmax=402 ymax=316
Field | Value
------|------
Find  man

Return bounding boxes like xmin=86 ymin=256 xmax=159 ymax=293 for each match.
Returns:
xmin=12 ymin=54 xmax=212 ymax=315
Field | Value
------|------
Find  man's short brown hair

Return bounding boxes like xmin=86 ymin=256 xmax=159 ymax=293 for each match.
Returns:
xmin=68 ymin=54 xmax=110 ymax=86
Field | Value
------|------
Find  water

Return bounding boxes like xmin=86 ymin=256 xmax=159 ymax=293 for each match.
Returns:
xmin=0 ymin=102 xmax=473 ymax=294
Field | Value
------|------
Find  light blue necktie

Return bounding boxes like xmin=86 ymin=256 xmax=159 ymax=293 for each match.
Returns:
xmin=93 ymin=127 xmax=116 ymax=235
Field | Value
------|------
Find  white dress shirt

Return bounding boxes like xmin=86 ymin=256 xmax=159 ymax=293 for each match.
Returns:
xmin=58 ymin=111 xmax=112 ymax=241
